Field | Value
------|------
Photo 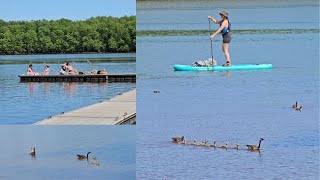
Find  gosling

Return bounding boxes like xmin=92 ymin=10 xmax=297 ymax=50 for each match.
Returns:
xmin=246 ymin=138 xmax=264 ymax=151
xmin=219 ymin=142 xmax=228 ymax=149
xmin=77 ymin=152 xmax=91 ymax=160
xmin=209 ymin=141 xmax=217 ymax=147
xmin=232 ymin=144 xmax=240 ymax=149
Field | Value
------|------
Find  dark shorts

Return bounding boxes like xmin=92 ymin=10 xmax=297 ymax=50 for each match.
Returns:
xmin=222 ymin=32 xmax=231 ymax=43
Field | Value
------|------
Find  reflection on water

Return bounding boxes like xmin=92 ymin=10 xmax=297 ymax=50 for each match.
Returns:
xmin=0 ymin=126 xmax=136 ymax=179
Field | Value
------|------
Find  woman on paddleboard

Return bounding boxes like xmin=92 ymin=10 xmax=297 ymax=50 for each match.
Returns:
xmin=208 ymin=10 xmax=231 ymax=66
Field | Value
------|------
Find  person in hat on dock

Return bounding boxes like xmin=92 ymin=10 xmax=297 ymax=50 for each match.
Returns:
xmin=208 ymin=10 xmax=232 ymax=66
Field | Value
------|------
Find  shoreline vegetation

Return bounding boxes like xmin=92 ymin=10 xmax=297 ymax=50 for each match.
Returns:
xmin=137 ymin=28 xmax=320 ymax=36
xmin=0 ymin=16 xmax=136 ymax=55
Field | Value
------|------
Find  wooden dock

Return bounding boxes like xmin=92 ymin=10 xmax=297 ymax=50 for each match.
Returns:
xmin=33 ymin=89 xmax=136 ymax=125
xmin=19 ymin=74 xmax=136 ymax=83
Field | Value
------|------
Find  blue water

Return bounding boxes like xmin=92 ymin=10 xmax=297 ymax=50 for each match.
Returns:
xmin=0 ymin=126 xmax=135 ymax=179
xmin=137 ymin=1 xmax=319 ymax=179
xmin=0 ymin=54 xmax=136 ymax=124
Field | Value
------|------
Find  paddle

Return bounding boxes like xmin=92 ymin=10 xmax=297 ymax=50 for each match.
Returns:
xmin=209 ymin=19 xmax=214 ymax=68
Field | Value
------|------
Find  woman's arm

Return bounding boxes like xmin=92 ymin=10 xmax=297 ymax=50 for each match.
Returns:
xmin=208 ymin=16 xmax=222 ymax=24
xmin=210 ymin=20 xmax=228 ymax=39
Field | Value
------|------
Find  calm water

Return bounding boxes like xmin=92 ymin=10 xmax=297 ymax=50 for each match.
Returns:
xmin=137 ymin=1 xmax=319 ymax=179
xmin=0 ymin=126 xmax=135 ymax=179
xmin=0 ymin=54 xmax=136 ymax=124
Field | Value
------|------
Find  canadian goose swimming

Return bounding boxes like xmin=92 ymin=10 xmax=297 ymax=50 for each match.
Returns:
xmin=219 ymin=142 xmax=228 ymax=149
xmin=296 ymin=106 xmax=302 ymax=112
xmin=232 ymin=144 xmax=240 ymax=149
xmin=172 ymin=136 xmax=184 ymax=143
xmin=77 ymin=152 xmax=91 ymax=160
xmin=292 ymin=101 xmax=298 ymax=108
xmin=30 ymin=147 xmax=36 ymax=156
xmin=246 ymin=138 xmax=264 ymax=150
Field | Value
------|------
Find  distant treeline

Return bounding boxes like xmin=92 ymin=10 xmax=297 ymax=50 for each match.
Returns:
xmin=0 ymin=16 xmax=136 ymax=55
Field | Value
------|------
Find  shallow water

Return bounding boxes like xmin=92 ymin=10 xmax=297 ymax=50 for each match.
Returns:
xmin=0 ymin=54 xmax=136 ymax=124
xmin=136 ymin=1 xmax=319 ymax=179
xmin=0 ymin=126 xmax=135 ymax=179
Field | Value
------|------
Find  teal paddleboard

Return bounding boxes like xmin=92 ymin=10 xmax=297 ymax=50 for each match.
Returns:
xmin=173 ymin=64 xmax=272 ymax=71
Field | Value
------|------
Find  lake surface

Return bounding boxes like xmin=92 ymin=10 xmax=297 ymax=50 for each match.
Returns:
xmin=0 ymin=53 xmax=136 ymax=124
xmin=0 ymin=126 xmax=135 ymax=179
xmin=136 ymin=1 xmax=319 ymax=179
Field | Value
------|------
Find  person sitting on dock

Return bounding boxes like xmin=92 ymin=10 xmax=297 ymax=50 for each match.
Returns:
xmin=43 ymin=65 xmax=50 ymax=75
xmin=27 ymin=64 xmax=39 ymax=75
xmin=66 ymin=63 xmax=78 ymax=75
xmin=59 ymin=64 xmax=68 ymax=75
xmin=97 ymin=69 xmax=108 ymax=74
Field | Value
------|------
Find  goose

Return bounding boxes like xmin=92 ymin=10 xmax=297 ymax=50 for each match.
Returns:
xmin=191 ymin=140 xmax=197 ymax=145
xmin=91 ymin=157 xmax=101 ymax=166
xmin=295 ymin=106 xmax=302 ymax=112
xmin=182 ymin=138 xmax=187 ymax=144
xmin=246 ymin=138 xmax=264 ymax=150
xmin=209 ymin=141 xmax=217 ymax=147
xmin=172 ymin=136 xmax=184 ymax=143
xmin=77 ymin=152 xmax=91 ymax=160
xmin=292 ymin=101 xmax=298 ymax=108
xmin=219 ymin=142 xmax=228 ymax=149
xmin=232 ymin=144 xmax=240 ymax=149
xmin=202 ymin=140 xmax=208 ymax=146
xmin=29 ymin=147 xmax=36 ymax=156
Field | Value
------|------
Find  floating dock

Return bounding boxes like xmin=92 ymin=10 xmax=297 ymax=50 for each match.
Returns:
xmin=33 ymin=89 xmax=136 ymax=125
xmin=19 ymin=74 xmax=136 ymax=83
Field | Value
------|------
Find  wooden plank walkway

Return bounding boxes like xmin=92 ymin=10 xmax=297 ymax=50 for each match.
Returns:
xmin=33 ymin=89 xmax=136 ymax=125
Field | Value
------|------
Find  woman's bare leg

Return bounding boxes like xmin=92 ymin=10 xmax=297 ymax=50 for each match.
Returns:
xmin=222 ymin=43 xmax=231 ymax=63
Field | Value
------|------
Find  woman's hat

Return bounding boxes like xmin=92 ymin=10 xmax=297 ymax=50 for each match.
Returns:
xmin=219 ymin=11 xmax=228 ymax=18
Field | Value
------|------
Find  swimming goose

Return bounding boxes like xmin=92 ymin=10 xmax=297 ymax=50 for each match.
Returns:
xmin=295 ymin=106 xmax=302 ymax=112
xmin=182 ymin=138 xmax=187 ymax=144
xmin=232 ymin=144 xmax=240 ymax=149
xmin=292 ymin=101 xmax=298 ymax=108
xmin=91 ymin=157 xmax=101 ymax=166
xmin=219 ymin=142 xmax=228 ymax=149
xmin=30 ymin=147 xmax=36 ymax=156
xmin=77 ymin=152 xmax=91 ymax=160
xmin=202 ymin=140 xmax=208 ymax=146
xmin=209 ymin=141 xmax=217 ymax=147
xmin=191 ymin=140 xmax=197 ymax=145
xmin=246 ymin=138 xmax=264 ymax=150
xmin=172 ymin=136 xmax=184 ymax=143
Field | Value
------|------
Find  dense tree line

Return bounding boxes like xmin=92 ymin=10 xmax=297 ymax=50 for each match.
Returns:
xmin=0 ymin=16 xmax=136 ymax=55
